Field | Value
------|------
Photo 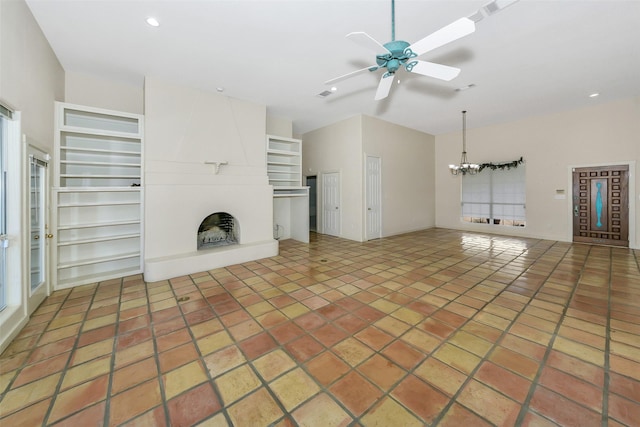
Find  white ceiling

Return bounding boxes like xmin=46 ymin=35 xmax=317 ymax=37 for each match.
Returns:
xmin=25 ymin=0 xmax=640 ymax=135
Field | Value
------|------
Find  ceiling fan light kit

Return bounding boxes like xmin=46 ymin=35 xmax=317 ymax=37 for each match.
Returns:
xmin=449 ymin=110 xmax=480 ymax=176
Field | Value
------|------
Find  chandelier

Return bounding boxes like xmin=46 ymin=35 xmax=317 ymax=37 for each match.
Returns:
xmin=449 ymin=110 xmax=479 ymax=175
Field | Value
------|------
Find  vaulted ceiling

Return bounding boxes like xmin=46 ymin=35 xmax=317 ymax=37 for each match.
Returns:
xmin=25 ymin=0 xmax=640 ymax=135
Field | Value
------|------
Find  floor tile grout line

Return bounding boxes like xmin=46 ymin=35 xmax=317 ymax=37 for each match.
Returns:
xmin=140 ymin=276 xmax=175 ymax=427
xmin=0 ymin=291 xmax=71 ymax=420
xmin=41 ymin=282 xmax=103 ymax=426
xmin=207 ymin=251 xmax=435 ymax=424
xmin=99 ymin=277 xmax=125 ymax=427
xmin=0 ymin=294 xmax=66 ymax=409
xmin=290 ymin=235 xmax=552 ymax=425
xmin=0 ymin=285 xmax=81 ymax=407
xmin=248 ymin=262 xmax=388 ymax=425
xmin=274 ymin=253 xmax=449 ymax=425
xmin=246 ymin=259 xmax=377 ymax=424
xmin=600 ymin=246 xmax=613 ymax=427
xmin=599 ymin=245 xmax=634 ymax=427
xmin=286 ymin=233 xmax=552 ymax=424
xmin=105 ymin=276 xmax=173 ymax=425
xmin=179 ymin=272 xmax=247 ymax=426
xmin=513 ymin=243 xmax=598 ymax=425
xmin=162 ymin=274 xmax=248 ymax=424
xmin=427 ymin=240 xmax=575 ymax=426
xmin=193 ymin=268 xmax=303 ymax=426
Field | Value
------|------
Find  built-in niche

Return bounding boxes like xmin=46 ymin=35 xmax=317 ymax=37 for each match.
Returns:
xmin=197 ymin=212 xmax=239 ymax=250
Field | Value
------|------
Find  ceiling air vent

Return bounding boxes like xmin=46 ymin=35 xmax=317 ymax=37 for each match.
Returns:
xmin=316 ymin=90 xmax=333 ymax=98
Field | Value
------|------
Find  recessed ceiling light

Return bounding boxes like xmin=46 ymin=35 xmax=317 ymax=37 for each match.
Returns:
xmin=330 ymin=87 xmax=337 ymax=92
xmin=216 ymin=87 xmax=225 ymax=92
xmin=589 ymin=92 xmax=600 ymax=98
xmin=146 ymin=17 xmax=160 ymax=27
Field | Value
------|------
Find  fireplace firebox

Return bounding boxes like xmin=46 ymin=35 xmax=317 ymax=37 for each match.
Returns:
xmin=197 ymin=212 xmax=239 ymax=250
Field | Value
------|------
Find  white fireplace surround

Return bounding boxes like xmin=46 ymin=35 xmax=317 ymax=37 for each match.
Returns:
xmin=144 ymin=181 xmax=277 ymax=282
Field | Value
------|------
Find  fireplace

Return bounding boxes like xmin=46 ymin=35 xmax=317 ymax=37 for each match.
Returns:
xmin=198 ymin=212 xmax=239 ymax=249
xmin=142 ymin=78 xmax=279 ymax=283
xmin=143 ymin=183 xmax=278 ymax=283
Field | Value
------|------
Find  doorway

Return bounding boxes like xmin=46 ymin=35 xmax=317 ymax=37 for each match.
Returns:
xmin=572 ymin=164 xmax=629 ymax=247
xmin=306 ymin=175 xmax=317 ymax=232
xmin=322 ymin=172 xmax=341 ymax=237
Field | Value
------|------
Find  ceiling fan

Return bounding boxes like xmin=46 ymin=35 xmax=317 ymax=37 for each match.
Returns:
xmin=325 ymin=0 xmax=476 ymax=100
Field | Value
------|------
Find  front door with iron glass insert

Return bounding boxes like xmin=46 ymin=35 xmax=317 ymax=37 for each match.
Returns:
xmin=572 ymin=165 xmax=629 ymax=247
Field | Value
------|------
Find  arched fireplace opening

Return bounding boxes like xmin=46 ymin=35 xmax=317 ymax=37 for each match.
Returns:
xmin=197 ymin=212 xmax=239 ymax=250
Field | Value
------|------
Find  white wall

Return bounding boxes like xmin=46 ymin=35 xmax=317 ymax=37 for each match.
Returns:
xmin=435 ymin=97 xmax=640 ymax=247
xmin=302 ymin=115 xmax=435 ymax=242
xmin=0 ymin=0 xmax=64 ymax=353
xmin=266 ymin=115 xmax=293 ymax=138
xmin=362 ymin=116 xmax=436 ymax=238
xmin=65 ymin=71 xmax=143 ymax=114
xmin=1 ymin=0 xmax=64 ymax=148
xmin=302 ymin=116 xmax=363 ymax=241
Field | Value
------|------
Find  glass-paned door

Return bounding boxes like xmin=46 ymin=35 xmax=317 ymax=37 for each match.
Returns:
xmin=28 ymin=148 xmax=49 ymax=312
xmin=0 ymin=111 xmax=8 ymax=311
xmin=30 ymin=156 xmax=46 ymax=291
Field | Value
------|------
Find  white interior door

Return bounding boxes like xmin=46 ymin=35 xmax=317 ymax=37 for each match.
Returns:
xmin=322 ymin=172 xmax=341 ymax=236
xmin=366 ymin=155 xmax=382 ymax=240
xmin=28 ymin=147 xmax=50 ymax=314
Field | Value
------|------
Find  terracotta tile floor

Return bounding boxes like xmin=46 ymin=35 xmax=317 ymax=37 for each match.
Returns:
xmin=1 ymin=228 xmax=640 ymax=426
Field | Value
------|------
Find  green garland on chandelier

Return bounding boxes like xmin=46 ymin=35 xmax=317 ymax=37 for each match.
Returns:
xmin=478 ymin=156 xmax=524 ymax=172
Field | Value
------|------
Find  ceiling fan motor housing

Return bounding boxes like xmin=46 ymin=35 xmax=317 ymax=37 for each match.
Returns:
xmin=377 ymin=40 xmax=416 ymax=73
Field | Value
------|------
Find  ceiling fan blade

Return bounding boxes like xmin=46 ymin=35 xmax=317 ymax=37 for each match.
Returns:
xmin=408 ymin=17 xmax=475 ymax=57
xmin=408 ymin=61 xmax=461 ymax=81
xmin=324 ymin=65 xmax=379 ymax=85
xmin=346 ymin=32 xmax=391 ymax=54
xmin=375 ymin=74 xmax=395 ymax=101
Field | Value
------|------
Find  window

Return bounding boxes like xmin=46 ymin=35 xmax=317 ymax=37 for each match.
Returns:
xmin=461 ymin=165 xmax=526 ymax=226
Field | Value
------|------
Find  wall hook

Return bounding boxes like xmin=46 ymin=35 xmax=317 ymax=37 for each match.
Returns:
xmin=204 ymin=161 xmax=228 ymax=174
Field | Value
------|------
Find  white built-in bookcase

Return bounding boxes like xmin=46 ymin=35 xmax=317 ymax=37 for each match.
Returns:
xmin=266 ymin=135 xmax=309 ymax=243
xmin=53 ymin=102 xmax=144 ymax=289
xmin=267 ymin=134 xmax=303 ymax=188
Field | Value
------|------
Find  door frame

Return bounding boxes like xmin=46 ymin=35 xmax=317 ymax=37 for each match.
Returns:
xmin=306 ymin=175 xmax=317 ymax=232
xmin=365 ymin=154 xmax=382 ymax=240
xmin=321 ymin=171 xmax=341 ymax=237
xmin=567 ymin=161 xmax=636 ymax=248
